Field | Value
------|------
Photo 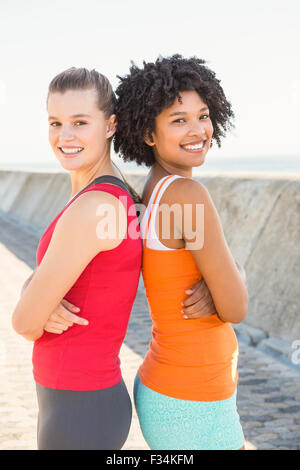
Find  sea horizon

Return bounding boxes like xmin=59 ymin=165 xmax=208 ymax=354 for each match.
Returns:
xmin=0 ymin=155 xmax=299 ymax=174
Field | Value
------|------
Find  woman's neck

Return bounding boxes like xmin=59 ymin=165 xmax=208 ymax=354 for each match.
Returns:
xmin=69 ymin=156 xmax=120 ymax=198
xmin=152 ymin=160 xmax=193 ymax=179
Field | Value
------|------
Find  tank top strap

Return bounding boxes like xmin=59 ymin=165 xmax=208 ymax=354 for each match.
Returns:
xmin=143 ymin=174 xmax=182 ymax=248
xmin=66 ymin=175 xmax=130 ymax=206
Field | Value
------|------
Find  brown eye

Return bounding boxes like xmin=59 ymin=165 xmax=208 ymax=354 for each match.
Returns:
xmin=173 ymin=118 xmax=185 ymax=123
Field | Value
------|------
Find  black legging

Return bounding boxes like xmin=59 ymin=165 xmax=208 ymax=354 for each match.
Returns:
xmin=36 ymin=379 xmax=132 ymax=450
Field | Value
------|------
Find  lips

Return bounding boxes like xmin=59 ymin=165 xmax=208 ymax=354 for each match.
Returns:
xmin=181 ymin=140 xmax=207 ymax=152
xmin=59 ymin=147 xmax=84 ymax=156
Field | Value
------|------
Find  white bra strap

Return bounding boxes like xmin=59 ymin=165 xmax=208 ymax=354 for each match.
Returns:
xmin=144 ymin=174 xmax=182 ymax=247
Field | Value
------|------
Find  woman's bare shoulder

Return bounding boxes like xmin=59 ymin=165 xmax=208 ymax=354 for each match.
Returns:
xmin=162 ymin=176 xmax=212 ymax=206
xmin=62 ymin=190 xmax=124 ymax=222
xmin=54 ymin=189 xmax=127 ymax=251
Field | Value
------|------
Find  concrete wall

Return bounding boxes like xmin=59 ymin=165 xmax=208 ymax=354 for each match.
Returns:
xmin=1 ymin=168 xmax=299 ymax=345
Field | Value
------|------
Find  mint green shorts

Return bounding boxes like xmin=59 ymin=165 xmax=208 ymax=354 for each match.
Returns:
xmin=134 ymin=374 xmax=244 ymax=450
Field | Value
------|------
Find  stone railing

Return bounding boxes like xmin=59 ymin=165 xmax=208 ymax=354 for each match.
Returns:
xmin=1 ymin=168 xmax=299 ymax=364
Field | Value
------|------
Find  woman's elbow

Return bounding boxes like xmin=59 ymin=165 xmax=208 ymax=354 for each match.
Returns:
xmin=11 ymin=312 xmax=43 ymax=341
xmin=218 ymin=291 xmax=249 ymax=324
xmin=228 ymin=293 xmax=248 ymax=324
xmin=230 ymin=309 xmax=248 ymax=324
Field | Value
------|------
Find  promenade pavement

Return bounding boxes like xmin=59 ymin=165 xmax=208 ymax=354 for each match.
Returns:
xmin=0 ymin=213 xmax=299 ymax=450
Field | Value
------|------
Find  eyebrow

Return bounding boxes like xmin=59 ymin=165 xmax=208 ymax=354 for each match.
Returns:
xmin=48 ymin=113 xmax=91 ymax=120
xmin=168 ymin=107 xmax=209 ymax=117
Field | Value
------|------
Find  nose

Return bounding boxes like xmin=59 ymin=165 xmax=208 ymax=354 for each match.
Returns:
xmin=58 ymin=124 xmax=75 ymax=143
xmin=186 ymin=120 xmax=206 ymax=137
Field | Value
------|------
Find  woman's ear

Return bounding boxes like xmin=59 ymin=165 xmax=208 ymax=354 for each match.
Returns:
xmin=106 ymin=114 xmax=117 ymax=138
xmin=144 ymin=129 xmax=155 ymax=147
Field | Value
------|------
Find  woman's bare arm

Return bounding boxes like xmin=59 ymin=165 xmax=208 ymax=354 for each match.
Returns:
xmin=177 ymin=178 xmax=248 ymax=324
xmin=21 ymin=269 xmax=36 ymax=296
xmin=12 ymin=191 xmax=127 ymax=340
xmin=19 ymin=269 xmax=90 ymax=339
xmin=181 ymin=259 xmax=246 ymax=319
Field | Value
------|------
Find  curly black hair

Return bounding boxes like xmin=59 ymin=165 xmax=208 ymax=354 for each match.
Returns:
xmin=114 ymin=54 xmax=235 ymax=167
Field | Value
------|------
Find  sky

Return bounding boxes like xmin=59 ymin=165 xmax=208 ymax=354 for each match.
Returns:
xmin=0 ymin=0 xmax=299 ymax=170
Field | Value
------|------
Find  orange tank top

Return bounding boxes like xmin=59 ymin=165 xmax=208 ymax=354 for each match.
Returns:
xmin=138 ymin=175 xmax=239 ymax=401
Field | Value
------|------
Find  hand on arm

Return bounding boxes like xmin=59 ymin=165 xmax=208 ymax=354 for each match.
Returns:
xmin=182 ymin=260 xmax=247 ymax=320
xmin=43 ymin=299 xmax=88 ymax=335
xmin=181 ymin=279 xmax=216 ymax=319
xmin=19 ymin=270 xmax=87 ymax=338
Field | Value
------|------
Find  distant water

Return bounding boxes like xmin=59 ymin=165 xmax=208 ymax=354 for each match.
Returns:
xmin=114 ymin=155 xmax=300 ymax=174
xmin=1 ymin=155 xmax=299 ymax=174
xmin=194 ymin=156 xmax=300 ymax=174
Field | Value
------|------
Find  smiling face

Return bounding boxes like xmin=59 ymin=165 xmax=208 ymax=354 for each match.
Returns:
xmin=47 ymin=88 xmax=116 ymax=171
xmin=146 ymin=90 xmax=214 ymax=176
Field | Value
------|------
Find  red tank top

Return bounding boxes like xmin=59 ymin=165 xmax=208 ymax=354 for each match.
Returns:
xmin=32 ymin=181 xmax=142 ymax=390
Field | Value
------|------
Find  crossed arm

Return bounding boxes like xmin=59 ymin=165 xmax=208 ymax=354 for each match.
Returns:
xmin=20 ymin=269 xmax=88 ymax=339
xmin=181 ymin=260 xmax=246 ymax=320
xmin=14 ymin=184 xmax=248 ymax=341
xmin=178 ymin=178 xmax=248 ymax=324
xmin=12 ymin=191 xmax=127 ymax=341
xmin=20 ymin=259 xmax=246 ymax=339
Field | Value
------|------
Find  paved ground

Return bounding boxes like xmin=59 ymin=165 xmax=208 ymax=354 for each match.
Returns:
xmin=0 ymin=213 xmax=299 ymax=450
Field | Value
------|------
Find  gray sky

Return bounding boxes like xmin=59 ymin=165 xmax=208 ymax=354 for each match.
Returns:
xmin=0 ymin=0 xmax=299 ymax=168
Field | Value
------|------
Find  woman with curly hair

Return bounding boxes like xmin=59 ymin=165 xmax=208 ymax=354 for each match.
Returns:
xmin=114 ymin=55 xmax=248 ymax=450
